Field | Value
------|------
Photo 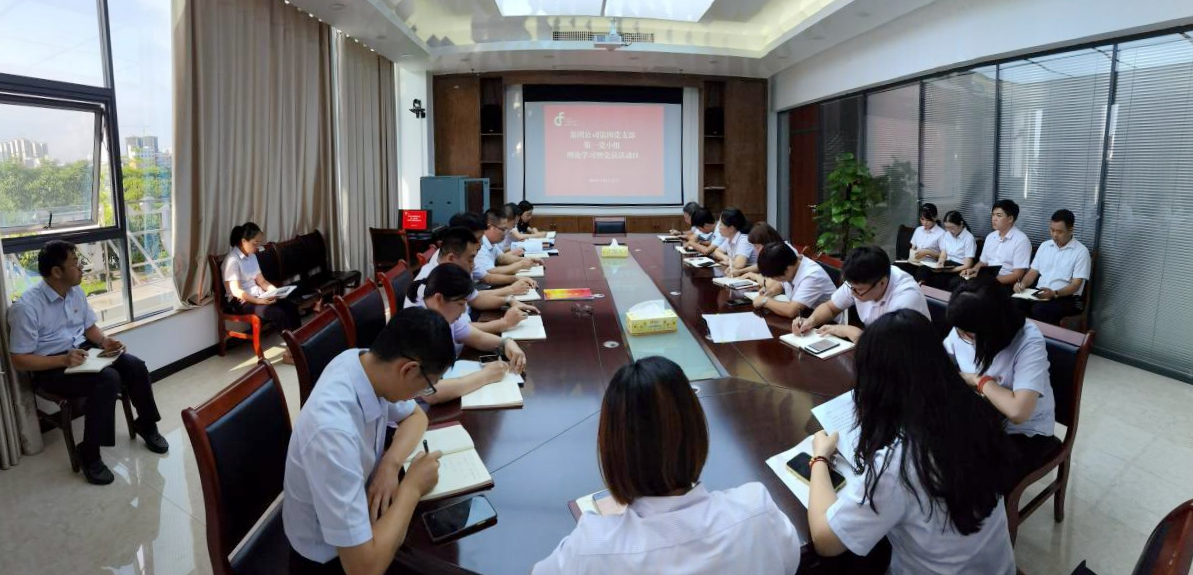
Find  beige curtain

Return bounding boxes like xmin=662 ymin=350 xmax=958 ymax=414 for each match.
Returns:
xmin=1 ymin=238 xmax=45 ymax=469
xmin=333 ymin=34 xmax=399 ymax=276
xmin=172 ymin=0 xmax=338 ymax=305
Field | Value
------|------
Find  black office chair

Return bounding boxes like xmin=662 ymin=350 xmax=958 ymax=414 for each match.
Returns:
xmin=593 ymin=216 xmax=627 ymax=235
xmin=282 ymin=308 xmax=353 ymax=406
xmin=333 ymin=280 xmax=387 ymax=349
xmin=895 ymin=225 xmax=915 ymax=261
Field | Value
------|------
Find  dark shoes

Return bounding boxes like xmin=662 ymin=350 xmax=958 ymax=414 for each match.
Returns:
xmin=136 ymin=422 xmax=170 ymax=454
xmin=77 ymin=449 xmax=115 ymax=486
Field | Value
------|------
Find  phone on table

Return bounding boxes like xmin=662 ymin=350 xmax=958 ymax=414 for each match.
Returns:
xmin=479 ymin=354 xmax=501 ymax=364
xmin=726 ymin=297 xmax=750 ymax=307
xmin=786 ymin=452 xmax=846 ymax=491
xmin=422 ymin=495 xmax=498 ymax=544
xmin=804 ymin=339 xmax=840 ymax=355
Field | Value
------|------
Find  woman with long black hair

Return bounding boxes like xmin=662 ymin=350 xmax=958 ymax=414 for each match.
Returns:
xmin=807 ymin=309 xmax=1017 ymax=574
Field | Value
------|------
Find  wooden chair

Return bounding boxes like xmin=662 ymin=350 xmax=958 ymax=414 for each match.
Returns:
xmin=416 ymin=245 xmax=437 ymax=268
xmin=1060 ymin=251 xmax=1096 ymax=333
xmin=333 ymin=280 xmax=388 ymax=350
xmin=282 ymin=308 xmax=353 ymax=406
xmin=32 ymin=383 xmax=134 ymax=473
xmin=182 ymin=361 xmax=291 ymax=575
xmin=1132 ymin=499 xmax=1193 ymax=575
xmin=370 ymin=227 xmax=410 ymax=276
xmin=208 ymin=254 xmax=266 ymax=359
xmin=377 ymin=261 xmax=414 ymax=316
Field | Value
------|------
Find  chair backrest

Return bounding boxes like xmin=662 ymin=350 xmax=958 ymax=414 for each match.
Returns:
xmin=895 ymin=225 xmax=915 ymax=261
xmin=376 ymin=260 xmax=413 ymax=315
xmin=283 ymin=308 xmax=353 ymax=405
xmin=974 ymin=237 xmax=985 ymax=260
xmin=298 ymin=230 xmax=331 ymax=275
xmin=370 ymin=227 xmax=409 ymax=274
xmin=333 ymin=280 xmax=387 ymax=349
xmin=1037 ymin=322 xmax=1095 ymax=432
xmin=208 ymin=254 xmax=229 ymax=309
xmin=593 ymin=216 xmax=627 ymax=235
xmin=815 ymin=253 xmax=844 ymax=287
xmin=1132 ymin=499 xmax=1193 ymax=575
xmin=416 ymin=245 xmax=437 ymax=268
xmin=256 ymin=243 xmax=284 ymax=287
xmin=182 ymin=361 xmax=290 ymax=575
xmin=274 ymin=238 xmax=309 ymax=283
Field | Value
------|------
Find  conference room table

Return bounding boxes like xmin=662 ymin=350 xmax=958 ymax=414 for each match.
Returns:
xmin=404 ymin=233 xmax=884 ymax=574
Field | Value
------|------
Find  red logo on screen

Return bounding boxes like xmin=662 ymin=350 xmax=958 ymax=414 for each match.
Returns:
xmin=401 ymin=210 xmax=428 ymax=231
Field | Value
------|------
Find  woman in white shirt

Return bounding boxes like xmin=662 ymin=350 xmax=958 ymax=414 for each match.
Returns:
xmin=728 ymin=222 xmax=785 ymax=278
xmin=807 ymin=309 xmax=1017 ymax=575
xmin=943 ymin=279 xmax=1057 ymax=488
xmin=930 ymin=210 xmax=978 ymax=290
xmin=908 ymin=203 xmax=945 ymax=260
xmin=711 ymin=208 xmax=755 ymax=272
xmin=533 ymin=356 xmax=801 ymax=575
xmin=222 ymin=222 xmax=301 ymax=362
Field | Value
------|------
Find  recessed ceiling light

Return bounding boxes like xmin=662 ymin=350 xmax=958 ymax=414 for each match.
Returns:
xmin=400 ymin=54 xmax=412 ymax=59
xmin=330 ymin=2 xmax=344 ymax=10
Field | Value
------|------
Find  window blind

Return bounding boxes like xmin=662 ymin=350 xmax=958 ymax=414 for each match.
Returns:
xmin=864 ymin=83 xmax=921 ymax=255
xmin=818 ymin=95 xmax=864 ymax=204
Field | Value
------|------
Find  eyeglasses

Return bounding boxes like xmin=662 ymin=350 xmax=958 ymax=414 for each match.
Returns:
xmin=491 ymin=224 xmax=510 ymax=232
xmin=402 ymin=356 xmax=439 ymax=397
xmin=845 ymin=280 xmax=881 ymax=298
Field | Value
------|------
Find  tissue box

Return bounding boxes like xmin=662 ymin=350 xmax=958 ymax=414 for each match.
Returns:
xmin=601 ymin=244 xmax=629 ymax=258
xmin=626 ymin=308 xmax=679 ymax=335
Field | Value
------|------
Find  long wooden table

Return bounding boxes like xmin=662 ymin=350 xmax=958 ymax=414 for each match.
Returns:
xmin=404 ymin=234 xmax=874 ymax=574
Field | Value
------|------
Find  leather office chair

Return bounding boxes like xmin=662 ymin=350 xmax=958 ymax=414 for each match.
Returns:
xmin=1060 ymin=251 xmax=1096 ymax=333
xmin=1132 ymin=499 xmax=1193 ymax=575
xmin=593 ymin=216 xmax=627 ymax=235
xmin=370 ymin=227 xmax=410 ymax=276
xmin=377 ymin=261 xmax=413 ymax=316
xmin=895 ymin=224 xmax=915 ymax=261
xmin=815 ymin=252 xmax=844 ymax=287
xmin=282 ymin=308 xmax=353 ymax=406
xmin=298 ymin=230 xmax=362 ymax=295
xmin=182 ymin=361 xmax=291 ymax=575
xmin=208 ymin=254 xmax=267 ymax=359
xmin=333 ymin=280 xmax=387 ymax=350
xmin=274 ymin=238 xmax=325 ymax=309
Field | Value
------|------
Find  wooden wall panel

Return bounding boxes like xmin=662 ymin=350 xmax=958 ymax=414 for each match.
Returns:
xmin=532 ymin=215 xmax=686 ymax=234
xmin=433 ymin=75 xmax=480 ymax=178
xmin=724 ymin=79 xmax=767 ymax=217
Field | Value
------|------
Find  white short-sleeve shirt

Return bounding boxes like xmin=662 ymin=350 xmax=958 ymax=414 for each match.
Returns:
xmin=404 ymin=256 xmax=479 ymax=309
xmin=222 ymin=247 xmax=265 ymax=300
xmin=826 ymin=442 xmax=1016 ymax=575
xmin=1030 ymin=239 xmax=1091 ymax=296
xmin=943 ymin=322 xmax=1055 ymax=437
xmin=829 ymin=266 xmax=930 ymax=325
xmin=709 ymin=229 xmax=726 ymax=248
xmin=7 ymin=281 xmax=98 ymax=356
xmin=939 ymin=228 xmax=978 ymax=262
xmin=980 ymin=227 xmax=1033 ymax=277
xmin=473 ymin=235 xmax=502 ymax=281
xmin=910 ymin=225 xmax=946 ymax=254
xmin=283 ymin=349 xmax=419 ymax=563
xmin=786 ymin=253 xmax=837 ymax=310
xmin=723 ymin=231 xmax=756 ymax=266
xmin=532 ymin=483 xmax=801 ymax=575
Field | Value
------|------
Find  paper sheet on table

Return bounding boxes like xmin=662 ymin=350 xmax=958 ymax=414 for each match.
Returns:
xmin=545 ymin=231 xmax=557 ymax=240
xmin=514 ymin=239 xmax=545 ymax=254
xmin=502 ymin=315 xmax=546 ymax=340
xmin=516 ymin=265 xmax=545 ymax=278
xmin=811 ymin=391 xmax=862 ymax=469
xmin=702 ymin=312 xmax=774 ymax=343
xmin=766 ymin=434 xmax=863 ymax=509
xmin=514 ymin=290 xmax=542 ymax=302
xmin=744 ymin=291 xmax=789 ymax=302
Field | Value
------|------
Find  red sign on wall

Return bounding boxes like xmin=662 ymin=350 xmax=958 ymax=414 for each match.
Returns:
xmin=400 ymin=210 xmax=429 ymax=231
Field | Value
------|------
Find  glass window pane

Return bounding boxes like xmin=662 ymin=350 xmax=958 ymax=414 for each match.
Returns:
xmin=3 ymin=239 xmax=129 ymax=327
xmin=0 ymin=0 xmax=106 ymax=86
xmin=0 ymin=102 xmax=117 ymax=236
xmin=864 ymin=83 xmax=921 ymax=255
xmin=110 ymin=0 xmax=177 ymax=316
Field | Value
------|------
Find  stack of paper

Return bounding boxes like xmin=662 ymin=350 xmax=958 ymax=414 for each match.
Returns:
xmin=811 ymin=391 xmax=862 ymax=468
xmin=445 ymin=361 xmax=525 ymax=410
xmin=403 ymin=423 xmax=493 ymax=501
xmin=516 ymin=265 xmax=545 ymax=278
xmin=702 ymin=312 xmax=774 ymax=343
xmin=502 ymin=315 xmax=547 ymax=340
xmin=779 ymin=332 xmax=855 ymax=360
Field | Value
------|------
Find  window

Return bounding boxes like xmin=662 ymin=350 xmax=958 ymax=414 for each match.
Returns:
xmin=921 ymin=66 xmax=997 ymax=238
xmin=864 ymin=83 xmax=921 ymax=254
xmin=3 ymin=239 xmax=130 ymax=326
xmin=0 ymin=0 xmax=106 ymax=87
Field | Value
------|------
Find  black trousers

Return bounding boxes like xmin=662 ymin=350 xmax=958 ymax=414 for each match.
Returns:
xmin=290 ymin=547 xmax=345 ymax=575
xmin=1024 ymin=296 xmax=1080 ymax=325
xmin=33 ymin=352 xmax=160 ymax=460
xmin=228 ymin=298 xmax=302 ymax=331
xmin=1005 ymin=433 xmax=1061 ymax=493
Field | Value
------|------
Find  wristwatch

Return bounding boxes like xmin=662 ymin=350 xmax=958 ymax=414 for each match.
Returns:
xmin=495 ymin=337 xmax=512 ymax=359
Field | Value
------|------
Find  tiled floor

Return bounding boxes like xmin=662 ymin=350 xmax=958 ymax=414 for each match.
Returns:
xmin=1 ymin=334 xmax=1190 ymax=575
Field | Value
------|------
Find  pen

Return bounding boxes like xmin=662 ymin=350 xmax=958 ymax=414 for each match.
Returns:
xmin=423 ymin=439 xmax=429 ymax=454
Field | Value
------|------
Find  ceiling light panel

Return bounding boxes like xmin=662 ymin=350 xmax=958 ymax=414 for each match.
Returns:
xmin=493 ymin=0 xmax=603 ymax=17
xmin=603 ymin=0 xmax=715 ymax=22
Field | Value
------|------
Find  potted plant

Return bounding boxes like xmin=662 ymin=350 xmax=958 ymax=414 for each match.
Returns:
xmin=814 ymin=153 xmax=886 ymax=256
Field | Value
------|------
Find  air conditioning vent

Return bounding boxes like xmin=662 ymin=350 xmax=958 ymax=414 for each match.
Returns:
xmin=551 ymin=31 xmax=654 ymax=43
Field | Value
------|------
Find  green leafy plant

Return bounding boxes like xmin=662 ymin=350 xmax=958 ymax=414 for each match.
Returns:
xmin=815 ymin=153 xmax=886 ymax=256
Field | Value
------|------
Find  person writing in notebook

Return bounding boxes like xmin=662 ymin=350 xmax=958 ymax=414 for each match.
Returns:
xmin=513 ymin=200 xmax=548 ymax=239
xmin=532 ymin=356 xmax=801 ymax=575
xmin=222 ymin=222 xmax=302 ymax=363
xmin=806 ymin=310 xmax=1017 ymax=575
xmin=8 ymin=241 xmax=168 ymax=486
xmin=752 ymin=241 xmax=836 ymax=319
xmin=669 ymin=201 xmax=702 ymax=239
xmin=284 ymin=307 xmax=450 ymax=575
xmin=473 ymin=208 xmax=535 ymax=286
xmin=710 ymin=208 xmax=755 ymax=272
xmin=959 ymin=200 xmax=1032 ymax=289
xmin=727 ymin=222 xmax=784 ymax=279
xmin=1012 ymin=209 xmax=1091 ymax=325
xmin=683 ymin=208 xmax=720 ymax=255
xmin=407 ymin=265 xmax=527 ymax=405
xmin=499 ymin=203 xmax=526 ymax=256
xmin=793 ymin=246 xmax=929 ymax=343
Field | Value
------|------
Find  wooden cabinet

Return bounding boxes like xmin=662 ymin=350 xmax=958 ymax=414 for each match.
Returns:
xmin=433 ymin=76 xmax=480 ymax=178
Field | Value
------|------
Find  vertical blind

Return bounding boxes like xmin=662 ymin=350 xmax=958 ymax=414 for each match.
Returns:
xmin=921 ymin=66 xmax=998 ymax=238
xmin=818 ymin=95 xmax=864 ymax=203
xmin=997 ymin=48 xmax=1111 ymax=247
xmin=1094 ymin=35 xmax=1193 ymax=378
xmin=864 ymin=84 xmax=921 ymax=255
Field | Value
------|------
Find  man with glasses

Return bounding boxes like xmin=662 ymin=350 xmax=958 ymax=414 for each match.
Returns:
xmin=8 ymin=240 xmax=167 ymax=485
xmin=472 ymin=208 xmax=535 ymax=286
xmin=284 ymin=307 xmax=455 ymax=575
xmin=792 ymin=245 xmax=930 ymax=343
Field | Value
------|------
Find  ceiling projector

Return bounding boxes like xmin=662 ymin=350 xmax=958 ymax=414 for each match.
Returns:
xmin=594 ymin=19 xmax=627 ymax=50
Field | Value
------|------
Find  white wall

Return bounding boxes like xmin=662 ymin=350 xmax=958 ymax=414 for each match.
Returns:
xmin=112 ymin=305 xmax=217 ymax=373
xmin=772 ymin=0 xmax=1193 ymax=110
xmin=397 ymin=65 xmax=432 ymax=208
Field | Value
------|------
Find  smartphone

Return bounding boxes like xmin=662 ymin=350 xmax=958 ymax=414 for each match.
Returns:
xmin=786 ymin=452 xmax=846 ymax=491
xmin=479 ymin=355 xmax=501 ymax=364
xmin=804 ymin=339 xmax=840 ymax=355
xmin=422 ymin=495 xmax=498 ymax=544
xmin=726 ymin=297 xmax=750 ymax=307
xmin=98 ymin=346 xmax=125 ymax=359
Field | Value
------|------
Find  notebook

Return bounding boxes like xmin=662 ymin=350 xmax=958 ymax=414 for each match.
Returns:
xmin=514 ymin=290 xmax=542 ymax=302
xmin=261 ymin=285 xmax=296 ymax=299
xmin=657 ymin=235 xmax=682 ymax=243
xmin=896 ymin=258 xmax=942 ymax=269
xmin=403 ymin=422 xmax=493 ymax=501
xmin=779 ymin=332 xmax=855 ymax=360
xmin=683 ymin=257 xmax=719 ymax=268
xmin=445 ymin=361 xmax=525 ymax=410
xmin=502 ymin=315 xmax=546 ymax=340
xmin=1012 ymin=288 xmax=1042 ymax=301
xmin=743 ymin=291 xmax=789 ymax=303
xmin=516 ymin=266 xmax=545 ymax=278
xmin=766 ymin=434 xmax=862 ymax=509
xmin=675 ymin=246 xmax=700 ymax=256
xmin=525 ymin=252 xmax=551 ymax=260
xmin=544 ymin=288 xmax=593 ymax=301
xmin=64 ymin=347 xmax=124 ymax=374
xmin=811 ymin=391 xmax=863 ymax=469
xmin=513 ymin=239 xmax=546 ymax=254
xmin=545 ymin=231 xmax=557 ymax=240
xmin=712 ymin=277 xmax=758 ymax=290
xmin=568 ymin=489 xmax=628 ymax=521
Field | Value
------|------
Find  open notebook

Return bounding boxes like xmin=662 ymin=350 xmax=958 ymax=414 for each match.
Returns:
xmin=779 ymin=332 xmax=855 ymax=360
xmin=568 ymin=489 xmax=627 ymax=521
xmin=675 ymin=245 xmax=699 ymax=256
xmin=683 ymin=257 xmax=719 ymax=268
xmin=896 ymin=258 xmax=942 ymax=269
xmin=1012 ymin=288 xmax=1042 ymax=301
xmin=712 ymin=277 xmax=758 ymax=290
xmin=743 ymin=291 xmax=789 ymax=303
xmin=64 ymin=347 xmax=124 ymax=374
xmin=261 ymin=285 xmax=296 ymax=299
xmin=501 ymin=315 xmax=546 ymax=340
xmin=403 ymin=423 xmax=493 ymax=501
xmin=514 ymin=290 xmax=542 ymax=302
xmin=445 ymin=360 xmax=525 ymax=410
xmin=516 ymin=266 xmax=545 ymax=278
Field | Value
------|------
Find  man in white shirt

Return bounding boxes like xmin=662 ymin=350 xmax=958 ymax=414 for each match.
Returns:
xmin=683 ymin=208 xmax=720 ymax=254
xmin=472 ymin=208 xmax=535 ymax=286
xmin=753 ymin=241 xmax=836 ymax=319
xmin=961 ymin=199 xmax=1033 ymax=289
xmin=1013 ymin=209 xmax=1092 ymax=325
xmin=794 ymin=246 xmax=930 ymax=343
xmin=284 ymin=307 xmax=451 ymax=575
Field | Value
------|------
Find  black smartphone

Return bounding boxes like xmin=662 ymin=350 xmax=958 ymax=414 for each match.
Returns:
xmin=804 ymin=339 xmax=840 ymax=355
xmin=422 ymin=495 xmax=498 ymax=544
xmin=726 ymin=297 xmax=750 ymax=307
xmin=479 ymin=354 xmax=501 ymax=364
xmin=786 ymin=452 xmax=846 ymax=491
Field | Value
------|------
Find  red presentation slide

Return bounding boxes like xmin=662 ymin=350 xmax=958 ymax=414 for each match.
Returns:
xmin=543 ymin=104 xmax=664 ymax=197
